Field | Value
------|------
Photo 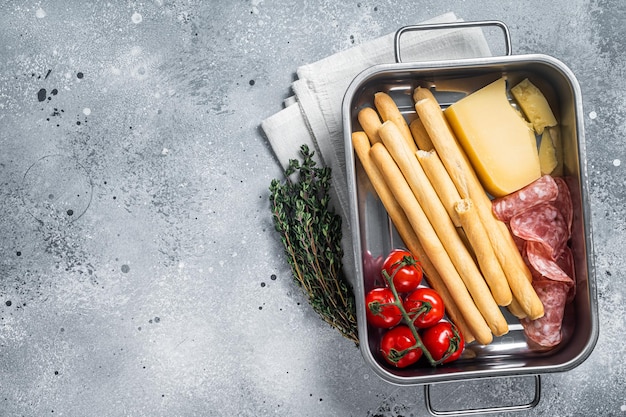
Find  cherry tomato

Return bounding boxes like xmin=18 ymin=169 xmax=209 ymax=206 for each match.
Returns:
xmin=382 ymin=249 xmax=423 ymax=293
xmin=365 ymin=287 xmax=402 ymax=328
xmin=380 ymin=325 xmax=423 ymax=368
xmin=421 ymin=321 xmax=464 ymax=364
xmin=403 ymin=287 xmax=445 ymax=329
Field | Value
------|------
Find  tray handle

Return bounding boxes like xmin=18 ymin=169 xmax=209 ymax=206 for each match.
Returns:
xmin=394 ymin=20 xmax=512 ymax=63
xmin=424 ymin=375 xmax=541 ymax=416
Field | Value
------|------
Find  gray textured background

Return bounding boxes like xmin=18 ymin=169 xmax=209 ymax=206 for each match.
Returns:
xmin=1 ymin=1 xmax=625 ymax=416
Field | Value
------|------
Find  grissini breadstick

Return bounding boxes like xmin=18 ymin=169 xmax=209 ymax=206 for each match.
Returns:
xmin=369 ymin=141 xmax=493 ymax=344
xmin=507 ymin=296 xmax=528 ymax=319
xmin=357 ymin=107 xmax=383 ymax=145
xmin=409 ymin=118 xmax=434 ymax=151
xmin=374 ymin=92 xmax=417 ymax=154
xmin=416 ymin=149 xmax=475 ymax=259
xmin=416 ymin=149 xmax=462 ymax=227
xmin=416 ymin=149 xmax=477 ymax=253
xmin=407 ymin=241 xmax=476 ymax=344
xmin=414 ymin=90 xmax=544 ymax=320
xmin=413 ymin=85 xmax=435 ymax=103
xmin=454 ymin=199 xmax=512 ymax=306
xmin=351 ymin=131 xmax=476 ymax=343
xmin=414 ymin=90 xmax=470 ymax=197
xmin=378 ymin=121 xmax=508 ymax=337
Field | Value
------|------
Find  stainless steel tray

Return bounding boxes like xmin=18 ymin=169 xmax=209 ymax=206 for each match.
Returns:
xmin=342 ymin=21 xmax=599 ymax=410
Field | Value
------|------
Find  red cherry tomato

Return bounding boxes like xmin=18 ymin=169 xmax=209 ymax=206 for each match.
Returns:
xmin=421 ymin=321 xmax=464 ymax=364
xmin=365 ymin=287 xmax=402 ymax=328
xmin=382 ymin=249 xmax=423 ymax=293
xmin=403 ymin=287 xmax=445 ymax=329
xmin=380 ymin=325 xmax=423 ymax=368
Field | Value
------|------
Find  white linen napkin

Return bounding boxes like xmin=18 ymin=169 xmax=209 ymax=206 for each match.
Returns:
xmin=262 ymin=12 xmax=492 ymax=283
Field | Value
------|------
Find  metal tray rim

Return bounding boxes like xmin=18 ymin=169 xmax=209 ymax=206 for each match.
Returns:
xmin=342 ymin=53 xmax=599 ymax=385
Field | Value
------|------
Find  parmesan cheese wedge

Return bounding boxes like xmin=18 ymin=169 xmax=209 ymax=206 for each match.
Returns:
xmin=510 ymin=78 xmax=558 ymax=134
xmin=539 ymin=128 xmax=559 ymax=175
xmin=444 ymin=78 xmax=541 ymax=198
xmin=547 ymin=125 xmax=564 ymax=177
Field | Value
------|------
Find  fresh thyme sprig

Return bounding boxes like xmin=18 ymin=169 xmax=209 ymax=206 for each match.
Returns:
xmin=269 ymin=145 xmax=359 ymax=345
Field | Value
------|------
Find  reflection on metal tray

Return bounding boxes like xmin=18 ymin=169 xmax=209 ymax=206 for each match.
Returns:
xmin=342 ymin=39 xmax=598 ymax=388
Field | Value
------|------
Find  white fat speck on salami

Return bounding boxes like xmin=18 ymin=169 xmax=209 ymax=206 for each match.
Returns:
xmin=491 ymin=175 xmax=559 ymax=222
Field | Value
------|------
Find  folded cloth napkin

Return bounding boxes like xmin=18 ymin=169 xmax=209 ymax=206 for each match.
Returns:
xmin=262 ymin=12 xmax=492 ymax=283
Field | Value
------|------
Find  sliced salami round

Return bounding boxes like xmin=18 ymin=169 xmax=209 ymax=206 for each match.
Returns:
xmin=520 ymin=280 xmax=569 ymax=347
xmin=556 ymin=247 xmax=577 ymax=302
xmin=510 ymin=203 xmax=569 ymax=260
xmin=498 ymin=176 xmax=577 ymax=350
xmin=526 ymin=241 xmax=574 ymax=284
xmin=491 ymin=175 xmax=559 ymax=222
xmin=553 ymin=177 xmax=573 ymax=234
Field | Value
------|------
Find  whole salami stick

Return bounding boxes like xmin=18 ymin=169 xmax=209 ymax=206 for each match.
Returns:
xmin=378 ymin=121 xmax=508 ymax=337
xmin=414 ymin=88 xmax=545 ymax=320
xmin=351 ymin=131 xmax=476 ymax=343
xmin=369 ymin=141 xmax=493 ymax=345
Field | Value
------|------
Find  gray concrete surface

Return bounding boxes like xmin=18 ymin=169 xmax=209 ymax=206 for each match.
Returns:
xmin=1 ymin=1 xmax=625 ymax=416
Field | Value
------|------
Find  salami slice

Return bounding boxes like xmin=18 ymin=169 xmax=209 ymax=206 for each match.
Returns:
xmin=518 ymin=240 xmax=546 ymax=282
xmin=526 ymin=241 xmax=574 ymax=284
xmin=512 ymin=234 xmax=526 ymax=253
xmin=556 ymin=247 xmax=577 ymax=303
xmin=491 ymin=175 xmax=559 ymax=222
xmin=510 ymin=203 xmax=569 ymax=260
xmin=497 ymin=176 xmax=577 ymax=349
xmin=520 ymin=279 xmax=569 ymax=347
xmin=552 ymin=177 xmax=573 ymax=234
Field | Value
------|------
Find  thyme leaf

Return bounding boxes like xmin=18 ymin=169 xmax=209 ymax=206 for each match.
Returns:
xmin=269 ymin=145 xmax=359 ymax=345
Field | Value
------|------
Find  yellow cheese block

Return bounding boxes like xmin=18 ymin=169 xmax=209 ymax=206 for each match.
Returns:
xmin=444 ymin=78 xmax=541 ymax=198
xmin=510 ymin=78 xmax=558 ymax=134
xmin=547 ymin=126 xmax=564 ymax=176
xmin=539 ymin=129 xmax=558 ymax=175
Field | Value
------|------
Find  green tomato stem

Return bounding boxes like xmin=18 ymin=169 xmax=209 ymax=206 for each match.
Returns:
xmin=367 ymin=300 xmax=396 ymax=316
xmin=382 ymin=264 xmax=437 ymax=366
xmin=407 ymin=302 xmax=432 ymax=321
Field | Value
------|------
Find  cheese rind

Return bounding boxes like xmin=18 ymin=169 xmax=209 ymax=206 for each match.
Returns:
xmin=510 ymin=78 xmax=558 ymax=134
xmin=444 ymin=78 xmax=541 ymax=198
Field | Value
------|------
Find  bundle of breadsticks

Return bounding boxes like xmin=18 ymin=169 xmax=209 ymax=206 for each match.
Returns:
xmin=352 ymin=88 xmax=545 ymax=345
